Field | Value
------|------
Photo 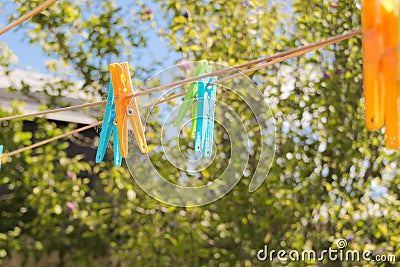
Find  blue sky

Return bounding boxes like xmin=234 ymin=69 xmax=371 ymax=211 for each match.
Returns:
xmin=0 ymin=1 xmax=179 ymax=74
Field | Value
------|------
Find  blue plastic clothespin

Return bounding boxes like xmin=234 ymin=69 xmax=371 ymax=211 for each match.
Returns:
xmin=95 ymin=80 xmax=122 ymax=166
xmin=194 ymin=76 xmax=217 ymax=158
xmin=0 ymin=145 xmax=3 ymax=171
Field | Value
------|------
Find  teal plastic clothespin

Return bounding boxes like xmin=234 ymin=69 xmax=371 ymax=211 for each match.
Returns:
xmin=0 ymin=145 xmax=3 ymax=171
xmin=95 ymin=80 xmax=122 ymax=166
xmin=174 ymin=60 xmax=211 ymax=138
xmin=194 ymin=76 xmax=217 ymax=158
xmin=190 ymin=64 xmax=213 ymax=138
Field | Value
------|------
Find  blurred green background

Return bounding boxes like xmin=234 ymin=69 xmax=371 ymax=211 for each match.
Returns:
xmin=0 ymin=0 xmax=399 ymax=266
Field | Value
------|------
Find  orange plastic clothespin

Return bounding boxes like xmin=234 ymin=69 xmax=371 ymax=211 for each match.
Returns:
xmin=381 ymin=0 xmax=400 ymax=149
xmin=362 ymin=0 xmax=385 ymax=130
xmin=109 ymin=62 xmax=148 ymax=157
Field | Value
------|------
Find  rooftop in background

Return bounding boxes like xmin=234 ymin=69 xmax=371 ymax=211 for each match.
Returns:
xmin=0 ymin=68 xmax=99 ymax=124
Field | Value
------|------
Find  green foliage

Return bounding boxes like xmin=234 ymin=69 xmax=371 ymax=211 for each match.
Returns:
xmin=9 ymin=0 xmax=151 ymax=94
xmin=0 ymin=103 xmax=102 ymax=264
xmin=0 ymin=0 xmax=399 ymax=266
xmin=157 ymin=0 xmax=288 ymax=65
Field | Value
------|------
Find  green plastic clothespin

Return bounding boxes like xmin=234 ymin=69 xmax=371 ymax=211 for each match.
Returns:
xmin=174 ymin=60 xmax=212 ymax=138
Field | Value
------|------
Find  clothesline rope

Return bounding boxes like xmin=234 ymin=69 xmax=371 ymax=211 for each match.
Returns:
xmin=131 ymin=29 xmax=362 ymax=97
xmin=1 ymin=92 xmax=186 ymax=160
xmin=0 ymin=29 xmax=362 ymax=161
xmin=0 ymin=29 xmax=362 ymax=123
xmin=0 ymin=0 xmax=57 ymax=35
xmin=0 ymin=101 xmax=108 ymax=122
